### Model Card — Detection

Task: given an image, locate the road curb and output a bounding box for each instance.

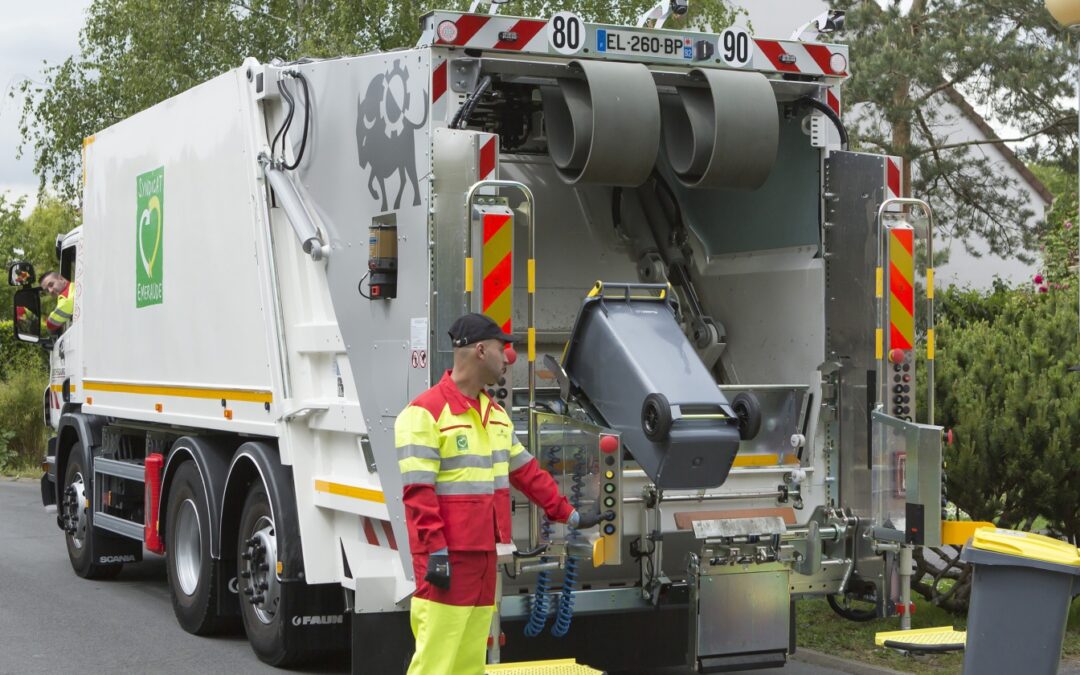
[793,649,909,675]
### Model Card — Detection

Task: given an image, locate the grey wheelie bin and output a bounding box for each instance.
[558,282,757,490]
[960,527,1080,675]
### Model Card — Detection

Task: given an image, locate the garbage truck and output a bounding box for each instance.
[11,4,945,672]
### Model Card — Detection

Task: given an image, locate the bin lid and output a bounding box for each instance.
[971,528,1080,567]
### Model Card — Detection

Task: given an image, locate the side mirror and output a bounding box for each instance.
[8,261,35,287]
[14,287,43,344]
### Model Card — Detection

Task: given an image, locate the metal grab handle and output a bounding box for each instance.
[876,198,935,424]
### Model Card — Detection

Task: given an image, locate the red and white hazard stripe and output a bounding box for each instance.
[435,15,548,52]
[754,39,848,78]
[478,135,498,180]
[360,516,398,550]
[886,156,902,200]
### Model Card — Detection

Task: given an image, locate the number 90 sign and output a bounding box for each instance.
[718,26,752,67]
[549,12,585,55]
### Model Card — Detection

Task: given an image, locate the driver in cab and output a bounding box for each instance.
[40,271,76,335]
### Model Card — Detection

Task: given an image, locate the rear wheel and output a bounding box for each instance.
[238,479,301,667]
[61,447,122,579]
[731,392,762,441]
[166,461,227,634]
[641,393,673,442]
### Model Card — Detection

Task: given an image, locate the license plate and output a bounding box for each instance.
[595,28,692,60]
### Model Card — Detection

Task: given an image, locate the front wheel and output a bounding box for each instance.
[61,447,122,579]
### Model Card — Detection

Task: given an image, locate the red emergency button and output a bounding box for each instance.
[503,344,517,365]
[888,348,906,364]
[599,435,619,454]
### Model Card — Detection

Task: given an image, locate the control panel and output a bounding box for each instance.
[532,412,622,565]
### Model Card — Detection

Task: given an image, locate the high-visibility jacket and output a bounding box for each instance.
[396,370,574,554]
[46,282,75,333]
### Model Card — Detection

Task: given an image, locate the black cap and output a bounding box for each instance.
[448,313,514,347]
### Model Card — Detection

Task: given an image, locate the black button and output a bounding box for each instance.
[498,377,506,386]
[605,456,615,466]
[894,385,903,394]
[496,388,508,399]
[902,364,910,372]
[894,375,901,383]
[894,364,902,372]
[487,388,496,397]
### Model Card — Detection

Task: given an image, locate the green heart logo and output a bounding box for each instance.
[138,195,162,277]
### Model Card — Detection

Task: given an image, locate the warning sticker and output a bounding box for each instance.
[410,318,428,351]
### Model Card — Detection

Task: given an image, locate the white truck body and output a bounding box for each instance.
[22,9,941,672]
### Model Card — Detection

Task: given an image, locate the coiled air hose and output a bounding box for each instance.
[524,445,560,637]
[551,448,586,638]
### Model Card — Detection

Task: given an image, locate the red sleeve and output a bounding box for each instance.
[402,484,447,553]
[509,457,575,523]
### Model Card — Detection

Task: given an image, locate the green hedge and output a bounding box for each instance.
[0,320,50,471]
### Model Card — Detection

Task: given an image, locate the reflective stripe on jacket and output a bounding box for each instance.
[395,370,574,554]
[46,282,76,333]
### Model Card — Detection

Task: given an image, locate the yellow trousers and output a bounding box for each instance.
[407,597,495,675]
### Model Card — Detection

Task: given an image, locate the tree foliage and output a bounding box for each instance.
[931,163,1080,542]
[17,0,740,204]
[831,0,1077,261]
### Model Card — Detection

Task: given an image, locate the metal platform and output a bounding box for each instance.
[875,626,966,653]
[486,658,604,674]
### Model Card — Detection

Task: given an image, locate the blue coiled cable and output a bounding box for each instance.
[524,445,560,637]
[551,448,585,637]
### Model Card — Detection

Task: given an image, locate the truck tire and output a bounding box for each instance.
[166,461,227,634]
[238,478,305,667]
[60,446,122,579]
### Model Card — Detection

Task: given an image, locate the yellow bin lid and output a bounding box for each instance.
[971,528,1080,567]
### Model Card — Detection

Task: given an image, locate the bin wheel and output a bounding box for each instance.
[641,393,672,442]
[732,392,762,441]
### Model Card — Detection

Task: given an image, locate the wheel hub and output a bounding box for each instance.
[174,498,202,596]
[240,516,280,624]
[61,472,87,549]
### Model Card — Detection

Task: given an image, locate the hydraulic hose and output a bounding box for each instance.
[800,95,849,150]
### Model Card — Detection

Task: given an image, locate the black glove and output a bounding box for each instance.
[573,509,603,529]
[425,553,451,589]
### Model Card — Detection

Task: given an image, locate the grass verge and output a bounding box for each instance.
[798,595,1080,674]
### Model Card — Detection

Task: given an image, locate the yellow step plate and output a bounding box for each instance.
[485,658,604,674]
[875,626,966,652]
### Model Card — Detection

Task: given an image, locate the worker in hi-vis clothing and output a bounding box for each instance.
[41,271,76,335]
[396,313,603,675]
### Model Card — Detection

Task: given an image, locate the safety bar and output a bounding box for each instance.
[875,198,935,424]
[464,179,536,406]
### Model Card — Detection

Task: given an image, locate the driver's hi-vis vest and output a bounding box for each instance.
[46,282,76,333]
[396,371,574,554]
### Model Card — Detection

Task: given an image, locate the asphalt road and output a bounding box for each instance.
[0,478,846,675]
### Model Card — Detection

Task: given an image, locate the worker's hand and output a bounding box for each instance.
[425,550,451,590]
[570,509,603,530]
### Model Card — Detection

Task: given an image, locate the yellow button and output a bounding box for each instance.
[604,471,614,479]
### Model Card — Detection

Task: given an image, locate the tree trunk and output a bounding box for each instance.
[893,0,925,199]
